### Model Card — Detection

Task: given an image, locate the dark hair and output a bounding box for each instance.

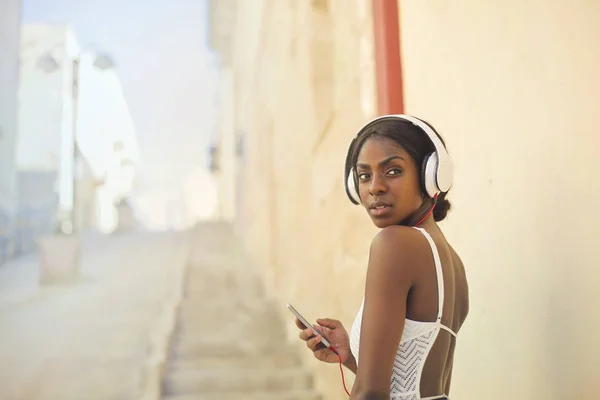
[344,118,452,222]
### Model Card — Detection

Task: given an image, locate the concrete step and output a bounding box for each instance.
[187,231,238,256]
[170,341,298,360]
[180,282,263,303]
[176,303,249,317]
[173,309,246,326]
[166,352,301,371]
[163,389,322,400]
[163,367,313,394]
[161,224,322,399]
[169,342,246,359]
[179,286,261,298]
[170,319,288,345]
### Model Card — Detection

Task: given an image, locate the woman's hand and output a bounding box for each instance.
[296,317,356,370]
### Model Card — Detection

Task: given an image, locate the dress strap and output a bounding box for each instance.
[412,227,445,322]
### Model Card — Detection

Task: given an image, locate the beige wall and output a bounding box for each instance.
[226,0,600,399]
[215,67,237,221]
[229,2,376,398]
[399,1,600,398]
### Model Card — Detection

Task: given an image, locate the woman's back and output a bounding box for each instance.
[408,227,469,397]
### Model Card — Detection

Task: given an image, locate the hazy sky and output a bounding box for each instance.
[22,0,221,198]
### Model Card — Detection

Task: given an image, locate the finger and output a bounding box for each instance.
[317,318,341,329]
[313,348,332,361]
[306,337,317,351]
[320,326,333,336]
[295,318,307,330]
[306,335,319,350]
[299,328,314,341]
[307,334,325,350]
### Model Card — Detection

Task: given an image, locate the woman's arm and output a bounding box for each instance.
[350,227,423,400]
[343,351,357,374]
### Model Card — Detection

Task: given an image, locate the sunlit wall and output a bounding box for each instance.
[399,1,600,398]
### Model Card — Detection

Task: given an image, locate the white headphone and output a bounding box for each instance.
[344,114,454,205]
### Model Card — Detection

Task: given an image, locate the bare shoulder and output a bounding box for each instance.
[368,226,433,279]
[371,226,432,257]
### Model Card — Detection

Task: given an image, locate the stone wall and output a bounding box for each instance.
[228,1,377,398]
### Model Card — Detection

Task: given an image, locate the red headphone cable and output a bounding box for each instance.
[414,193,438,227]
[329,345,352,397]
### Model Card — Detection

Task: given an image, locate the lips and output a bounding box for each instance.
[369,201,392,217]
[370,201,391,209]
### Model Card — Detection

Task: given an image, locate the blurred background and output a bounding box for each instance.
[1,1,599,399]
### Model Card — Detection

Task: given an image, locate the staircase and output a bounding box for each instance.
[161,222,322,400]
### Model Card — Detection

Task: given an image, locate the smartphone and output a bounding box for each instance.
[286,303,332,348]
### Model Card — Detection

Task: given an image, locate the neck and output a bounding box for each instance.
[416,215,437,230]
[403,197,435,227]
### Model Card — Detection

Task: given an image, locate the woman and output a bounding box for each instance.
[296,115,469,400]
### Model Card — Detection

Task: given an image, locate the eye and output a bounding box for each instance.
[357,172,370,181]
[387,168,402,176]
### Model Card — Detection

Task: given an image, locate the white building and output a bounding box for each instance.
[0,0,21,216]
[0,0,22,263]
[17,24,141,234]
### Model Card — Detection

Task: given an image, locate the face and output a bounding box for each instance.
[355,136,424,228]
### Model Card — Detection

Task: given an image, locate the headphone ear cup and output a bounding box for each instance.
[420,154,431,196]
[423,152,440,198]
[347,168,361,204]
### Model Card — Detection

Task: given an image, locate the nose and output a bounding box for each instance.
[369,174,387,196]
